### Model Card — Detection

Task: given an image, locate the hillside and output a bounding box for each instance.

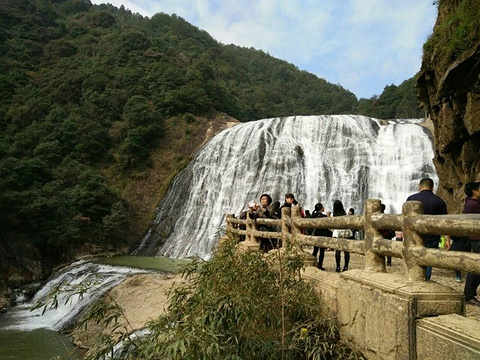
[0,0,421,295]
[358,77,424,119]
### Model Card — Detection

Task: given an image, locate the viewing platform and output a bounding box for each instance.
[226,199,480,360]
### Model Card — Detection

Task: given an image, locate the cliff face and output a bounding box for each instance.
[417,1,480,213]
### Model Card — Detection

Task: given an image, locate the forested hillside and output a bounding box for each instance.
[358,77,424,119]
[0,0,421,287]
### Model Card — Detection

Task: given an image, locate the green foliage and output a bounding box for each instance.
[423,0,480,73]
[70,237,360,360]
[356,77,423,119]
[128,237,359,360]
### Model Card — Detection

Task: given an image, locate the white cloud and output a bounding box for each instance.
[90,0,437,98]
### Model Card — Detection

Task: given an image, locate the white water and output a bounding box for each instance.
[2,261,146,331]
[135,115,437,260]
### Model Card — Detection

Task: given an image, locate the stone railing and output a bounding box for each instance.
[226,199,480,282]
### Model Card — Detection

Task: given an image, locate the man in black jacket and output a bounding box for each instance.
[406,178,449,280]
[311,203,332,270]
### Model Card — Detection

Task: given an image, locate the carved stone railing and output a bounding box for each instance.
[226,199,480,282]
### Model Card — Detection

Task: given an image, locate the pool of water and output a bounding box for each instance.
[0,255,188,359]
[0,328,83,360]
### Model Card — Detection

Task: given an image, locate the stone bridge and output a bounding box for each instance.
[226,199,480,360]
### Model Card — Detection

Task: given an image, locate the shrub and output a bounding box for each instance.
[81,235,361,360]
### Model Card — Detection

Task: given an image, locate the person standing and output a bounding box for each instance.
[311,203,332,270]
[380,203,395,267]
[256,193,278,252]
[406,178,450,281]
[332,200,351,272]
[279,193,305,217]
[463,182,480,306]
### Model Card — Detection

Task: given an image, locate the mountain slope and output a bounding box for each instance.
[0,0,421,293]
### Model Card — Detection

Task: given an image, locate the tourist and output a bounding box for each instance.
[380,203,395,266]
[332,200,352,272]
[347,208,357,240]
[279,193,305,217]
[256,193,278,252]
[463,182,480,306]
[304,210,313,235]
[272,201,281,219]
[406,178,450,280]
[311,203,332,271]
[256,193,276,219]
[450,233,470,282]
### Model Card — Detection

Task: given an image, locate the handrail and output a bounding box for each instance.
[412,214,480,237]
[370,214,402,230]
[226,199,480,282]
[301,235,365,254]
[293,214,364,230]
[255,218,281,226]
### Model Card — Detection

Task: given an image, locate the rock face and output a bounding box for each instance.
[0,239,43,310]
[71,273,185,349]
[417,2,480,213]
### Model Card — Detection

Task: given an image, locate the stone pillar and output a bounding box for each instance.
[246,212,256,243]
[281,207,291,249]
[239,212,260,252]
[290,205,315,265]
[221,214,235,246]
[226,214,235,231]
[290,205,301,248]
[402,201,425,282]
[364,199,385,272]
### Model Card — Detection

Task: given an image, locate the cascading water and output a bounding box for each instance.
[1,261,147,331]
[135,115,437,260]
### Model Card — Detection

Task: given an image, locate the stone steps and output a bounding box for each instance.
[417,314,480,360]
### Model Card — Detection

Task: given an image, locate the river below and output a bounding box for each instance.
[0,255,186,360]
[0,328,83,360]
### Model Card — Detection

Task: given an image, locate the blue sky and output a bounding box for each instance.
[91,0,438,99]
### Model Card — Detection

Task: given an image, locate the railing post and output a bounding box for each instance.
[402,201,425,282]
[281,207,291,249]
[364,199,386,272]
[226,214,235,231]
[221,214,235,247]
[290,206,301,251]
[246,212,256,243]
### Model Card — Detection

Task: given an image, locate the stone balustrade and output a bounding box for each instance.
[226,198,480,359]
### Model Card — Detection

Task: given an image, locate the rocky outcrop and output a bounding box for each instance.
[71,273,185,349]
[0,239,43,310]
[417,3,480,213]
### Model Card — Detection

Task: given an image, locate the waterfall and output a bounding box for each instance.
[1,261,147,331]
[134,115,437,259]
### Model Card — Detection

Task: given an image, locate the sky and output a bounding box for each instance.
[90,0,438,99]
